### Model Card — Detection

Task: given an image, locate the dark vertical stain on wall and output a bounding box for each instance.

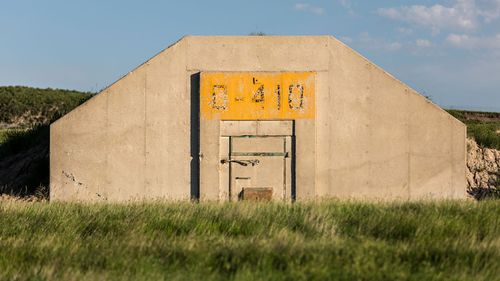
[291,121,297,201]
[190,73,200,201]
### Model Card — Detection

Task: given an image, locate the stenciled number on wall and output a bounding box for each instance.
[201,72,315,120]
[252,85,265,106]
[275,85,281,110]
[288,84,304,110]
[210,78,305,111]
[210,85,228,110]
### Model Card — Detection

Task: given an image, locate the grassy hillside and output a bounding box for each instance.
[0,200,498,281]
[0,86,91,197]
[0,86,91,128]
[448,110,500,150]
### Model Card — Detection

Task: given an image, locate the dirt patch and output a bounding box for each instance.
[462,111,500,122]
[0,194,45,203]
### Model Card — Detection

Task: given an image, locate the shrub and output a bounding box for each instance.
[0,86,92,127]
[447,110,500,150]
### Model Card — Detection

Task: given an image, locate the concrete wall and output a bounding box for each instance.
[51,39,190,201]
[316,37,466,200]
[50,36,466,202]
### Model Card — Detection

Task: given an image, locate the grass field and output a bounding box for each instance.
[0,200,498,281]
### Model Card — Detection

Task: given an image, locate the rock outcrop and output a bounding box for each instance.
[467,138,499,188]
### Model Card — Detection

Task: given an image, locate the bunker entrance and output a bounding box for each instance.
[219,121,293,201]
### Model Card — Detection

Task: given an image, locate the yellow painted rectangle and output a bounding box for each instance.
[200,72,315,120]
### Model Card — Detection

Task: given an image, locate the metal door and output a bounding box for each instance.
[229,136,290,200]
[219,121,293,201]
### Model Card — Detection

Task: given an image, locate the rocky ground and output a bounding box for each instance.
[467,138,499,188]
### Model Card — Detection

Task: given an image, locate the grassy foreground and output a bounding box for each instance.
[0,201,498,281]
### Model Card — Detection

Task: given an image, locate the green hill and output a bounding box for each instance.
[447,110,500,150]
[0,86,92,197]
[0,86,91,128]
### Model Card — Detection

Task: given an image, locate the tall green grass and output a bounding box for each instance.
[0,125,48,158]
[466,121,500,150]
[0,201,498,280]
[448,110,500,150]
[0,129,8,144]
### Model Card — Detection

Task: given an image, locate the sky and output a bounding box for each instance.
[1,0,499,111]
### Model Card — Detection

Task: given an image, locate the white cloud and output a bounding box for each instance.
[293,3,325,15]
[477,0,500,22]
[359,32,402,51]
[377,0,500,34]
[339,0,351,8]
[446,34,470,45]
[446,33,500,49]
[337,0,355,16]
[386,42,403,51]
[416,39,432,47]
[377,0,476,32]
[397,27,413,35]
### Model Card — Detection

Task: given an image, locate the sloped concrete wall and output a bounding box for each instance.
[51,36,466,202]
[51,40,190,201]
[316,37,466,200]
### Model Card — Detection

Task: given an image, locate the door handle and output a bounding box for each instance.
[220,159,260,166]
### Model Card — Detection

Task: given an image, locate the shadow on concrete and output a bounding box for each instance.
[291,122,297,201]
[190,73,200,201]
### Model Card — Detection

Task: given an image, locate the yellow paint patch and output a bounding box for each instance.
[200,72,315,120]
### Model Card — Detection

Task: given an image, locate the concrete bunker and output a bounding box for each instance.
[50,36,467,202]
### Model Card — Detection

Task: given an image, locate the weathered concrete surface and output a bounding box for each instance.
[50,36,467,202]
[51,39,189,201]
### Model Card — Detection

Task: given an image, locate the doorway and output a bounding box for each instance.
[219,121,293,201]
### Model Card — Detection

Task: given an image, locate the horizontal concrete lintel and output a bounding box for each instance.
[189,69,329,73]
[221,120,293,136]
[230,135,291,138]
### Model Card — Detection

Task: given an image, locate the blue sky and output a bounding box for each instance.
[1,0,499,111]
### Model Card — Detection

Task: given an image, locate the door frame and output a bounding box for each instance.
[218,120,294,201]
